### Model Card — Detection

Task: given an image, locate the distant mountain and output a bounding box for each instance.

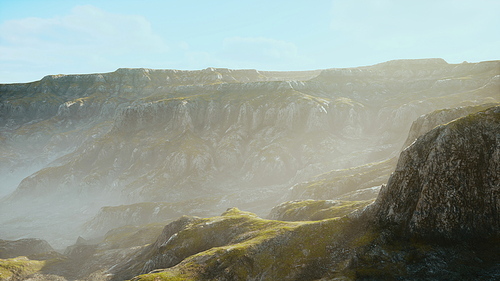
[0,59,498,248]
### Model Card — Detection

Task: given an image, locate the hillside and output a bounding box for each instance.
[0,59,498,248]
[113,106,500,280]
[0,97,497,279]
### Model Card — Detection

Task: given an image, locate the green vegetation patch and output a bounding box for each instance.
[131,208,368,280]
[0,257,45,280]
[270,199,373,221]
[292,158,397,200]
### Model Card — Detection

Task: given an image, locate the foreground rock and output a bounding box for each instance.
[402,102,499,149]
[372,106,500,241]
[110,208,360,281]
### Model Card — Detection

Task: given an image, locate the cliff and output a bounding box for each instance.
[0,105,497,280]
[372,106,500,241]
[402,102,499,149]
[117,106,500,280]
[0,59,498,248]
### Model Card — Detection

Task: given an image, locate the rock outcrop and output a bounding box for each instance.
[1,59,498,248]
[109,208,359,281]
[402,102,499,149]
[118,106,500,280]
[0,106,497,280]
[372,106,500,240]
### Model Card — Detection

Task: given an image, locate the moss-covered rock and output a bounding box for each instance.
[0,257,45,281]
[268,199,373,221]
[287,157,398,201]
[122,208,365,281]
[372,106,500,241]
[402,102,499,149]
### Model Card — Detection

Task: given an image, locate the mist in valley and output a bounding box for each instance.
[1,60,498,250]
[1,1,499,280]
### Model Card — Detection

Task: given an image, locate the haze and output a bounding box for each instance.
[0,1,499,279]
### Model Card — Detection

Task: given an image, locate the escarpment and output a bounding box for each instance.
[1,59,499,249]
[372,106,500,240]
[402,102,499,149]
[116,106,500,281]
[0,92,498,279]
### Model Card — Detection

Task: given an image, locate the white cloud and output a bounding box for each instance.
[0,5,168,79]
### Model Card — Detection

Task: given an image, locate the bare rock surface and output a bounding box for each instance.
[372,106,500,240]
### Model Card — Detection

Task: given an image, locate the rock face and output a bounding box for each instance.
[120,106,500,280]
[402,102,499,149]
[373,106,500,240]
[0,106,497,280]
[1,59,498,248]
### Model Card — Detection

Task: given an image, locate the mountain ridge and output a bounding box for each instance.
[0,59,498,248]
[0,106,498,279]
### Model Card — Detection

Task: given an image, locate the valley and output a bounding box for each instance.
[0,59,498,280]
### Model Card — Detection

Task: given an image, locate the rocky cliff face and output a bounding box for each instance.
[0,105,498,280]
[402,102,499,149]
[0,59,498,248]
[372,106,500,241]
[115,106,500,280]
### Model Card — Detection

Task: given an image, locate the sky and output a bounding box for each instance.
[0,0,499,83]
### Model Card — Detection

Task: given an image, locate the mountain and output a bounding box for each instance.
[0,59,498,248]
[0,105,497,279]
[111,106,500,280]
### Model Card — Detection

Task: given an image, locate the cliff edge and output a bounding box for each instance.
[373,106,500,241]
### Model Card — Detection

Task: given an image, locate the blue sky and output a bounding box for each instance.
[0,0,499,83]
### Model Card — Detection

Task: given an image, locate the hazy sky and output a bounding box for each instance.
[0,0,499,83]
